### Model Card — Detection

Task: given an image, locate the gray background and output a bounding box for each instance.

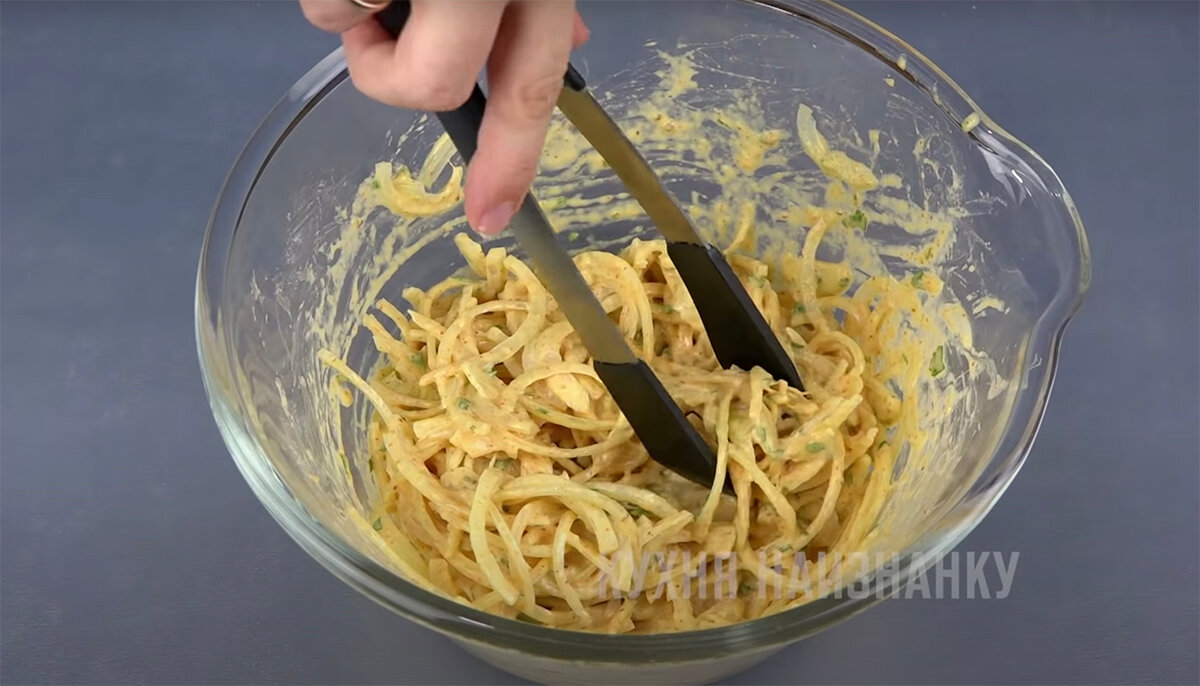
[2,0,1197,683]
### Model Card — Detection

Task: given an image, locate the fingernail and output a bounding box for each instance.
[478,201,515,236]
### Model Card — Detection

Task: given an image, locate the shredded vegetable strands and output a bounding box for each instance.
[322,228,920,633]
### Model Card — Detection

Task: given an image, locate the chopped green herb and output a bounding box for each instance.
[487,367,498,377]
[567,231,580,241]
[536,406,550,415]
[659,303,676,314]
[792,303,806,314]
[739,582,757,595]
[456,397,471,411]
[410,351,426,367]
[624,503,652,519]
[372,517,384,531]
[844,209,868,230]
[929,345,946,377]
[515,613,542,625]
[910,270,925,288]
[778,543,794,553]
[806,442,825,454]
[494,457,514,471]
[370,178,381,190]
[367,457,374,471]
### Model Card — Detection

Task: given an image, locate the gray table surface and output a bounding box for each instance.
[2,1,1198,684]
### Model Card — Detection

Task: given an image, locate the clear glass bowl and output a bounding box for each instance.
[196,1,1090,683]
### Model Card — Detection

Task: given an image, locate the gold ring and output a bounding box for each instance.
[348,0,389,10]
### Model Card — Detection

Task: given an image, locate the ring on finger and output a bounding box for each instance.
[348,0,389,11]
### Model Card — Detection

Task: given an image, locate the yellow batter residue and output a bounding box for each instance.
[795,105,878,191]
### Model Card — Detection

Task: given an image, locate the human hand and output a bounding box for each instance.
[299,0,589,235]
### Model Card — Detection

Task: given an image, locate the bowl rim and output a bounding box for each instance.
[196,0,1090,661]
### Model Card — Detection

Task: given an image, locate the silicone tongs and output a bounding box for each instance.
[376,2,803,491]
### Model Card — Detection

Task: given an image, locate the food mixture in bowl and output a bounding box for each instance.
[316,47,996,635]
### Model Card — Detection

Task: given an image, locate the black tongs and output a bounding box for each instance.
[376,3,802,491]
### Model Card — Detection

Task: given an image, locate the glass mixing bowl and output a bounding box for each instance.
[197,1,1090,683]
